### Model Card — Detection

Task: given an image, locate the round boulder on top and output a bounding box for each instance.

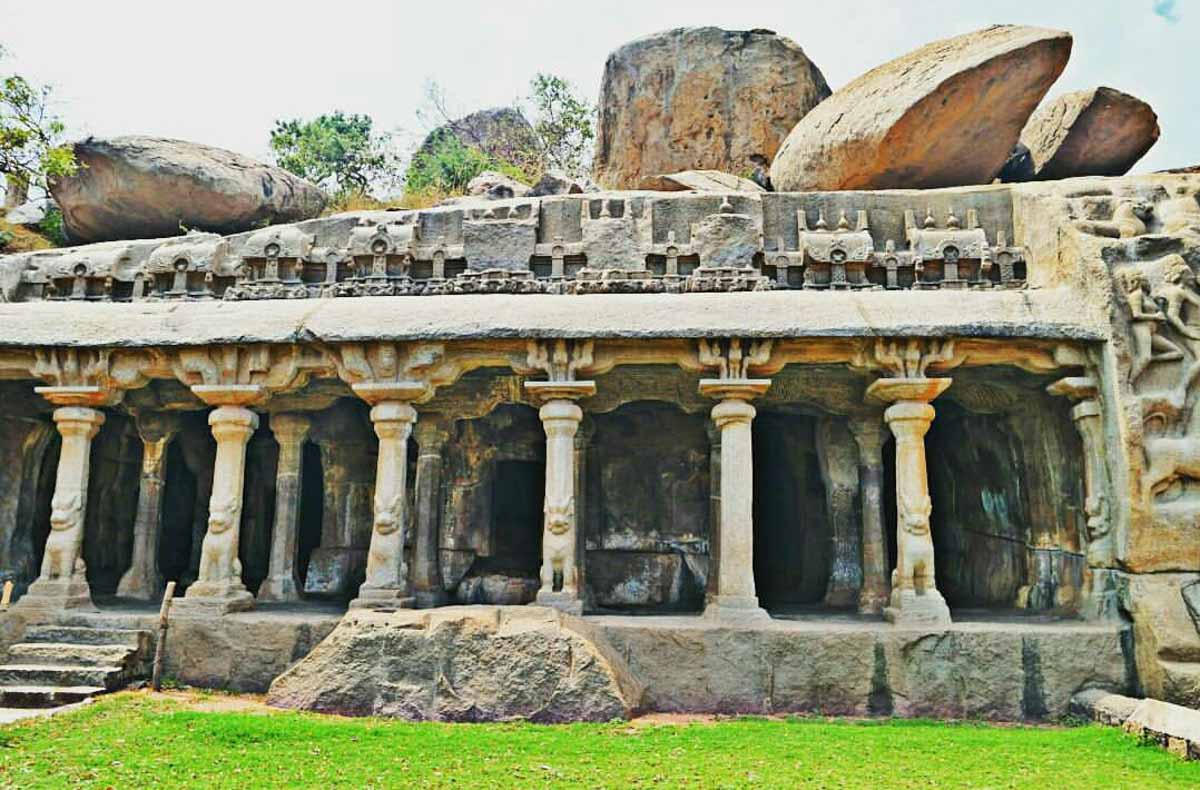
[770,25,1073,191]
[49,136,327,244]
[593,27,830,190]
[417,107,538,164]
[1001,87,1160,181]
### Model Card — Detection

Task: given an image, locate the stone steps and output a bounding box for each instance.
[0,663,128,690]
[0,622,154,709]
[0,684,107,709]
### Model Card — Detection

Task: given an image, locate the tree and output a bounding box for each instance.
[0,45,78,208]
[269,112,399,201]
[527,73,594,178]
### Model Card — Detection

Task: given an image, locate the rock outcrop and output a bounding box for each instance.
[466,170,531,200]
[1003,87,1159,181]
[594,27,830,190]
[639,170,765,193]
[418,107,537,164]
[770,25,1072,191]
[49,136,326,243]
[266,606,643,721]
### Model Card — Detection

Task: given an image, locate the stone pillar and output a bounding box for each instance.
[18,403,107,612]
[817,417,863,608]
[258,413,311,602]
[849,414,890,615]
[699,378,770,622]
[705,421,721,601]
[525,381,596,615]
[116,413,178,601]
[866,377,952,627]
[1047,376,1116,619]
[178,390,261,615]
[412,416,449,608]
[353,400,418,609]
[573,417,593,608]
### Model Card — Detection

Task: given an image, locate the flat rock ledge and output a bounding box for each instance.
[265,606,644,722]
[1072,690,1200,760]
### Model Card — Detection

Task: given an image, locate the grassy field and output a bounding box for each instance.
[0,692,1196,788]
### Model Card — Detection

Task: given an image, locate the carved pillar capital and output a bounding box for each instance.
[270,412,312,447]
[848,412,888,461]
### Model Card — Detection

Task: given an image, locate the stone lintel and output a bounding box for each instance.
[866,376,951,405]
[1046,375,1099,402]
[191,384,266,407]
[698,378,771,401]
[33,385,121,408]
[351,380,432,405]
[524,380,597,403]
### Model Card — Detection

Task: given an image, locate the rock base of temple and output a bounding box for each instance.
[348,587,415,611]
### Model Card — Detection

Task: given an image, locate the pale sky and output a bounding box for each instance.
[1,0,1195,173]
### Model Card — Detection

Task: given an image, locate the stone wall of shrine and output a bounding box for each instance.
[0,173,1198,707]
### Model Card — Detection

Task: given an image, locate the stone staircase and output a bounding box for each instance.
[0,625,152,708]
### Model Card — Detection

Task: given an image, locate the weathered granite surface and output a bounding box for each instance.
[770,25,1072,191]
[266,606,644,721]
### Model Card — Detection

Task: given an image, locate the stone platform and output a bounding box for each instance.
[1,603,1131,719]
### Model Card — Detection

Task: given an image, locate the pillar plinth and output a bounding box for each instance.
[352,400,418,610]
[258,413,311,603]
[526,381,595,615]
[867,377,951,627]
[699,378,770,623]
[412,417,450,608]
[116,414,178,601]
[177,403,259,615]
[18,405,106,614]
[849,414,890,615]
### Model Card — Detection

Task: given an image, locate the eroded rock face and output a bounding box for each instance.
[49,136,326,243]
[594,27,830,189]
[266,606,643,721]
[770,25,1072,191]
[1009,87,1159,181]
[638,170,765,193]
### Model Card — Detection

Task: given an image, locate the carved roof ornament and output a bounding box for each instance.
[141,233,233,301]
[171,344,309,406]
[328,341,454,405]
[797,208,874,289]
[31,347,146,406]
[696,337,773,400]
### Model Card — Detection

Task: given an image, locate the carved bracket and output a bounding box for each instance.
[696,338,774,381]
[31,347,148,406]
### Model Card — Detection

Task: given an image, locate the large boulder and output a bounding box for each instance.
[266,606,644,721]
[418,107,538,165]
[770,25,1072,191]
[1003,87,1159,181]
[593,27,830,190]
[49,136,326,243]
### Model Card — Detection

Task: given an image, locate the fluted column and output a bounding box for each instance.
[353,400,417,609]
[258,413,311,602]
[177,390,261,615]
[18,402,107,613]
[526,381,595,614]
[867,377,952,627]
[849,414,890,615]
[699,379,770,622]
[412,416,450,608]
[116,413,179,601]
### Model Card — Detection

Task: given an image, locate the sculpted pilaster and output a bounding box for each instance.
[258,413,311,602]
[522,339,596,615]
[696,338,773,622]
[329,342,451,610]
[116,412,180,601]
[864,338,955,627]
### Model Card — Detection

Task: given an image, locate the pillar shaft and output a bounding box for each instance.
[817,418,863,608]
[182,405,257,612]
[850,415,890,615]
[883,400,951,626]
[535,399,584,612]
[412,417,449,608]
[353,400,417,608]
[258,413,310,602]
[20,406,105,611]
[116,415,177,600]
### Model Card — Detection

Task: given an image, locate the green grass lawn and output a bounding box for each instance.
[0,693,1197,789]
